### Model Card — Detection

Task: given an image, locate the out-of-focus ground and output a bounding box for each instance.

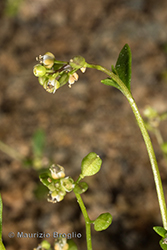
[0,0,167,249]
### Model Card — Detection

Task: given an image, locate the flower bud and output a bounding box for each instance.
[68,72,79,86]
[61,177,75,192]
[41,52,55,69]
[69,56,86,69]
[80,67,86,73]
[33,64,46,77]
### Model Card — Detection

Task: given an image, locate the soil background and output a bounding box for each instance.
[0,0,167,250]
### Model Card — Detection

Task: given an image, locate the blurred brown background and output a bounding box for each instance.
[0,0,167,249]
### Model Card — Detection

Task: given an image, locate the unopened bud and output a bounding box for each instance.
[33,64,46,77]
[39,52,55,69]
[61,177,75,192]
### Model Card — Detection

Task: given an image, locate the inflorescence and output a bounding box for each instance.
[33,52,86,93]
[39,164,75,203]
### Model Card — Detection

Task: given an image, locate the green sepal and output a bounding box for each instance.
[101,78,122,92]
[94,213,112,231]
[73,182,88,194]
[53,63,65,71]
[58,72,69,87]
[153,226,167,238]
[114,43,132,92]
[38,76,48,86]
[39,171,52,187]
[67,239,78,250]
[48,182,57,191]
[81,152,102,177]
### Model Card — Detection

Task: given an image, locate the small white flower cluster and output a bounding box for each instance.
[33,52,86,94]
[40,164,75,203]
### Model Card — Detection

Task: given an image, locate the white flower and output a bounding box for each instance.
[38,52,55,69]
[44,79,60,94]
[49,164,65,179]
[80,67,86,73]
[68,72,79,87]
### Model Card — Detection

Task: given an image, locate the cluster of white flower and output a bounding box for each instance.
[40,164,74,203]
[33,52,86,94]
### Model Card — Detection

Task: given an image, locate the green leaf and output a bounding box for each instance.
[94,213,112,231]
[115,44,132,91]
[81,152,102,177]
[153,226,167,237]
[101,78,122,92]
[0,195,2,240]
[73,182,88,194]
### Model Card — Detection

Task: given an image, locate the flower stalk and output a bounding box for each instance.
[73,191,92,250]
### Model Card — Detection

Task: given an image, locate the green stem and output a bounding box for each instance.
[86,63,167,229]
[74,191,92,250]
